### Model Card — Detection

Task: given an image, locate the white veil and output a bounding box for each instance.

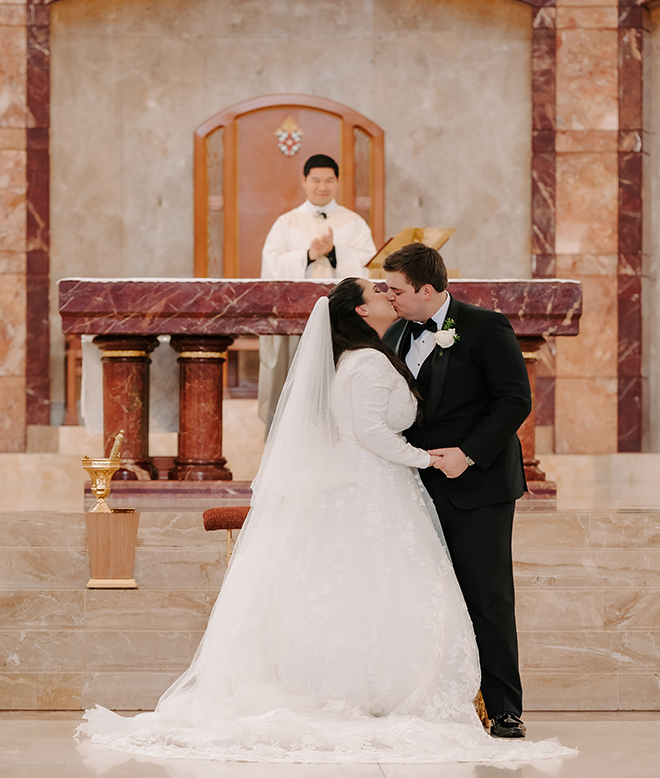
[248,295,337,512]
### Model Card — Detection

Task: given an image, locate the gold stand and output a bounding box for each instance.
[82,431,139,589]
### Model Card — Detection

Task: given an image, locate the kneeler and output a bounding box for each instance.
[203,505,490,731]
[203,506,249,560]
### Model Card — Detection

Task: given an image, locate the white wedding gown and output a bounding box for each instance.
[79,344,574,764]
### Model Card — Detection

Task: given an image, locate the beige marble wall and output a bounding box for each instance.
[0,1,27,452]
[48,0,532,403]
[553,1,620,454]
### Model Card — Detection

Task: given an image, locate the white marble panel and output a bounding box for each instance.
[80,670,179,711]
[516,589,604,630]
[0,672,81,710]
[514,549,660,588]
[605,591,660,630]
[0,512,85,548]
[132,548,226,589]
[0,631,84,671]
[84,589,215,630]
[136,511,219,548]
[522,671,618,711]
[0,548,88,588]
[82,630,203,671]
[618,673,660,710]
[0,454,86,512]
[518,631,618,672]
[0,590,85,628]
[513,511,590,549]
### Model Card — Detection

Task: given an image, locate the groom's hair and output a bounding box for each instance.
[382,243,448,293]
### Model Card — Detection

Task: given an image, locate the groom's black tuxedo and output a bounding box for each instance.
[383,295,531,719]
[383,296,530,508]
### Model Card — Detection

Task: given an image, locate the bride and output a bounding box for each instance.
[79,278,574,764]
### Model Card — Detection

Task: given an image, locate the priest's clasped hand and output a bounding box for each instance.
[429,447,470,478]
[309,228,334,260]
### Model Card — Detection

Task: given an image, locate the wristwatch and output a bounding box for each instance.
[465,455,475,467]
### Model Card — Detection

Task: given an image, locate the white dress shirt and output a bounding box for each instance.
[405,293,452,378]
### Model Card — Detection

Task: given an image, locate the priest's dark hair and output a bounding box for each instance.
[303,154,339,178]
[382,243,448,293]
[327,278,423,418]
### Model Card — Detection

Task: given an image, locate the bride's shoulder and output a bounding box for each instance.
[338,348,393,376]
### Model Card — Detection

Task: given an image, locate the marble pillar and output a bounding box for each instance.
[532,0,647,454]
[518,336,555,496]
[0,2,27,452]
[169,335,234,482]
[25,0,51,426]
[93,335,159,481]
[0,0,51,453]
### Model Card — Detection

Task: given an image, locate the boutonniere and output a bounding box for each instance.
[433,318,460,352]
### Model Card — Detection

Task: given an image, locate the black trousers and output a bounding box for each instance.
[420,472,523,717]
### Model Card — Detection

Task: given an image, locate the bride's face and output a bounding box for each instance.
[355,279,398,335]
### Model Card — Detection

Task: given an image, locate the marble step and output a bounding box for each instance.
[1,508,659,710]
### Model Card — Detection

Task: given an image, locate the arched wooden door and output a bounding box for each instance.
[194,94,384,278]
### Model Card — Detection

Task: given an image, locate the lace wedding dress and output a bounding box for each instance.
[79,300,574,764]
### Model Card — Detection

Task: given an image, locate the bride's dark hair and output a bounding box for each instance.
[327,277,423,413]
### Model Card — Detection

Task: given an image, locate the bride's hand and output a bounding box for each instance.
[429,455,443,469]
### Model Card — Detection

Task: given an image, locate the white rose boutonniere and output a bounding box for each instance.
[433,318,460,353]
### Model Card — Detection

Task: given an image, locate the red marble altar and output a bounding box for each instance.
[59,278,582,489]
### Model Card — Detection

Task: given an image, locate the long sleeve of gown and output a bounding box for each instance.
[261,217,307,279]
[348,351,431,469]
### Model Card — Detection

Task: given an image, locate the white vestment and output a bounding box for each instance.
[258,199,376,429]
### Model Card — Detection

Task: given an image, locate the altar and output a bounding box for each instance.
[59,277,583,499]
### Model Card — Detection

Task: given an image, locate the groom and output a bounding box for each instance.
[382,243,531,738]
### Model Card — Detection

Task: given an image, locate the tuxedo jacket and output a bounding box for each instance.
[383,297,532,511]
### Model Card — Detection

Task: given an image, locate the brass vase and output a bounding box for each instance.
[82,430,139,588]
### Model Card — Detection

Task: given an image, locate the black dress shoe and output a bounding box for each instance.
[490,712,526,738]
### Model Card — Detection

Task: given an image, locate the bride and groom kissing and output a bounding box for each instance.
[80,244,574,764]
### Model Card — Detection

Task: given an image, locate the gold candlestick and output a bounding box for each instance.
[82,429,124,513]
[82,429,139,588]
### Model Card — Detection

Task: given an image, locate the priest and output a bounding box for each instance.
[259,154,376,430]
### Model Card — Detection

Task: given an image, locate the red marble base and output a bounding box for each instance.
[168,460,233,481]
[84,479,253,512]
[525,480,557,499]
[111,458,160,481]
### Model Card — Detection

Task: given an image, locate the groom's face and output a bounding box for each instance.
[385,271,428,321]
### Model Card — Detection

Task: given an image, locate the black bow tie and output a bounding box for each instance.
[408,319,438,339]
[316,211,327,219]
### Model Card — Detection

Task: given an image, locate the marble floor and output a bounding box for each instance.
[1,712,659,778]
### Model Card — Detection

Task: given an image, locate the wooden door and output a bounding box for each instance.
[194,94,384,278]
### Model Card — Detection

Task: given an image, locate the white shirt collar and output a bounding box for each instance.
[414,292,451,327]
[302,199,339,215]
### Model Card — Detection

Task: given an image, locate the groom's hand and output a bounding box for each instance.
[429,447,469,479]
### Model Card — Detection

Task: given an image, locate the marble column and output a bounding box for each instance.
[25,0,51,426]
[0,2,28,452]
[169,335,234,481]
[617,1,644,451]
[93,335,159,481]
[0,1,51,452]
[518,336,555,496]
[532,0,647,454]
[552,0,620,454]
